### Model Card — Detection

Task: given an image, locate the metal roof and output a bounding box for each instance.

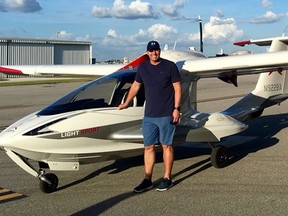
[0,37,92,45]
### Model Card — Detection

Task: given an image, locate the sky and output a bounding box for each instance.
[0,0,288,61]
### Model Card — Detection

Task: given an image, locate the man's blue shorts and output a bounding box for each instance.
[142,116,176,146]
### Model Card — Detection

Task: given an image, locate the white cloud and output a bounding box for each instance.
[92,0,158,19]
[91,6,111,18]
[56,31,72,40]
[215,10,224,18]
[204,16,244,44]
[210,16,234,25]
[160,0,186,17]
[101,24,177,46]
[261,0,272,8]
[2,0,42,13]
[250,11,282,24]
[183,15,244,45]
[76,35,91,42]
[112,0,158,19]
[107,29,118,38]
[148,24,178,39]
[96,23,178,60]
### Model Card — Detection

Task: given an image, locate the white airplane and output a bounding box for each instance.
[0,36,288,194]
[0,63,125,77]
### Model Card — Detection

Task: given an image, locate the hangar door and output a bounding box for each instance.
[54,44,90,65]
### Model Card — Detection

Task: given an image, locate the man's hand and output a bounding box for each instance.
[117,103,127,110]
[172,109,180,123]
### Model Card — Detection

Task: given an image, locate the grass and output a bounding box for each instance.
[0,76,98,87]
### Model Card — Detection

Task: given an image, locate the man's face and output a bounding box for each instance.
[147,49,161,62]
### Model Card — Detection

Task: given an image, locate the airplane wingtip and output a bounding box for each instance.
[0,66,24,75]
[233,40,251,47]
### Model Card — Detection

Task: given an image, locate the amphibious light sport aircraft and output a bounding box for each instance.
[1,36,288,193]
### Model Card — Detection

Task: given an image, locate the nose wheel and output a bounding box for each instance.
[39,173,59,193]
[210,144,231,168]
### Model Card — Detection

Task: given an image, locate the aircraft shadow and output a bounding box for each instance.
[60,113,288,215]
[227,112,288,165]
[56,148,211,192]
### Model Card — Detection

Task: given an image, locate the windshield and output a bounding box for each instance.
[38,71,140,115]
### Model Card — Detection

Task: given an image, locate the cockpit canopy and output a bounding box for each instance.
[37,71,145,115]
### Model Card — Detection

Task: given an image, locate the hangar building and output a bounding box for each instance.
[0,37,92,65]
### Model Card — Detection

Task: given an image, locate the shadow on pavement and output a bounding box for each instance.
[65,113,288,215]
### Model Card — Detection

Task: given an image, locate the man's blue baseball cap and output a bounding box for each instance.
[147,41,160,51]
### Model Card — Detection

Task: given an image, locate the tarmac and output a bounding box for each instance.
[0,76,288,215]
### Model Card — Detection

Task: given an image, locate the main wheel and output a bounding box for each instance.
[39,173,59,193]
[211,146,230,168]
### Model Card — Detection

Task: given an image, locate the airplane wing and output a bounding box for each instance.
[0,54,149,77]
[180,50,288,78]
[234,36,288,47]
[0,64,124,76]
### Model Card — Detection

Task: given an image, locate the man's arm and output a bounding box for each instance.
[172,81,181,123]
[118,80,142,109]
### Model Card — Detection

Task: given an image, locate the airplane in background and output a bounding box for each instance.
[0,36,288,194]
[0,62,126,77]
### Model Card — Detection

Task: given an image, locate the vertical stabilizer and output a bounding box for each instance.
[252,38,288,100]
[223,37,288,121]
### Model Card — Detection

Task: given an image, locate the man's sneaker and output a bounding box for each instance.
[133,179,153,193]
[156,178,173,192]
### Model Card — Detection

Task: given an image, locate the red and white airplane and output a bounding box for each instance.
[0,36,288,193]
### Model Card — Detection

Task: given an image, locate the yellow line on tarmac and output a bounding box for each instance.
[0,187,26,203]
[0,188,10,193]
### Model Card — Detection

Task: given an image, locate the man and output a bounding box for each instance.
[118,40,181,192]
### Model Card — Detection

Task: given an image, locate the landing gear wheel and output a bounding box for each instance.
[211,146,230,168]
[39,173,59,193]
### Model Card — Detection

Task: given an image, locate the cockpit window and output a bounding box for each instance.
[37,71,139,115]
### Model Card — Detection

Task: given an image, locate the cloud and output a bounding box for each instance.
[250,11,282,24]
[1,0,42,13]
[107,29,118,38]
[75,35,91,42]
[56,31,72,40]
[209,16,235,25]
[91,6,111,18]
[101,24,177,46]
[160,0,186,17]
[92,0,158,20]
[93,23,178,60]
[183,15,244,45]
[148,24,178,39]
[112,0,158,19]
[94,16,244,60]
[204,16,244,44]
[261,0,272,8]
[215,10,224,18]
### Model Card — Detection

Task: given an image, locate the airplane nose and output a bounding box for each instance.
[0,131,12,150]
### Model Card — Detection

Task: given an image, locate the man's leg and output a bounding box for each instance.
[133,145,155,193]
[162,144,174,179]
[144,145,156,180]
[155,144,174,191]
